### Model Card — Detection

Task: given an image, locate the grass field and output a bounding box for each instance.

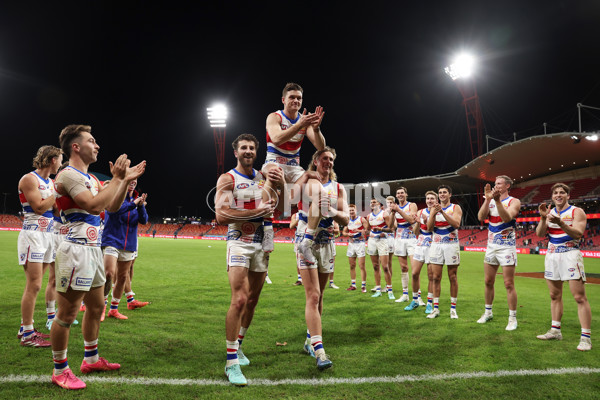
[1,231,599,399]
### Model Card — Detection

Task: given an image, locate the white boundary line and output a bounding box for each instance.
[1,367,599,387]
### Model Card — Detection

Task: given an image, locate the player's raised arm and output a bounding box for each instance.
[442,204,462,229]
[535,203,549,237]
[305,106,326,151]
[266,109,319,147]
[478,183,493,222]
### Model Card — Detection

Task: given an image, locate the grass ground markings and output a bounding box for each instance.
[0,231,598,398]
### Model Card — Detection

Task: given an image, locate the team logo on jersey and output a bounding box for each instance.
[227,230,241,240]
[38,218,49,229]
[276,156,287,164]
[86,227,98,241]
[60,226,69,235]
[241,222,256,235]
[60,277,69,288]
[568,268,576,272]
[85,181,92,189]
[237,183,249,190]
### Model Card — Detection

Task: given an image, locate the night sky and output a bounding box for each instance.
[2,1,599,220]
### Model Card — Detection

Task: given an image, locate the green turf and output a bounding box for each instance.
[1,231,598,399]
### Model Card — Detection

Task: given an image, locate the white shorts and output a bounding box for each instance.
[387,236,395,254]
[262,162,305,184]
[226,240,268,273]
[544,250,586,281]
[51,233,66,262]
[297,241,335,274]
[18,229,54,265]
[347,241,366,258]
[367,237,389,256]
[413,244,431,264]
[484,243,517,266]
[394,237,416,257]
[429,242,460,266]
[103,246,136,262]
[55,242,106,292]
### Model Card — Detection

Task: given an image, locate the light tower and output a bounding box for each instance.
[444,54,484,159]
[207,104,228,178]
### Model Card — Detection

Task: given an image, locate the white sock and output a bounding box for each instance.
[401,272,409,293]
[226,340,239,367]
[83,339,99,364]
[310,335,325,357]
[53,349,69,374]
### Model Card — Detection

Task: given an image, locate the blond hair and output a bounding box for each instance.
[32,145,62,169]
[308,146,337,181]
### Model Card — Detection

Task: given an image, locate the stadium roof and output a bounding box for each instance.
[348,132,600,200]
[458,132,600,184]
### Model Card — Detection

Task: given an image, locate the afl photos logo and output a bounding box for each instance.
[86,227,98,241]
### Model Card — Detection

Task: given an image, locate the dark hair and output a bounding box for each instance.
[232,133,259,151]
[396,186,408,195]
[282,82,303,98]
[32,145,62,169]
[438,184,452,195]
[59,125,91,157]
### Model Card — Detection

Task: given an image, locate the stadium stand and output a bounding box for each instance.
[0,214,23,228]
[207,225,228,235]
[152,223,180,235]
[275,227,295,239]
[510,177,600,205]
[138,223,152,234]
[178,224,212,237]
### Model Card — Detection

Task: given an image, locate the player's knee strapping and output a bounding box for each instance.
[54,317,72,328]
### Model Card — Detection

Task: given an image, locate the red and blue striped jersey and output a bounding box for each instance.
[487,196,516,246]
[225,168,266,244]
[433,204,458,244]
[547,205,581,253]
[416,208,432,246]
[347,216,366,242]
[395,202,416,239]
[369,210,388,239]
[55,166,103,246]
[265,110,306,166]
[19,171,55,232]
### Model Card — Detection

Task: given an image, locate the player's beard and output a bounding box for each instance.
[240,154,255,168]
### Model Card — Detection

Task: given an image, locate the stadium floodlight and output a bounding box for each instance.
[444,53,475,81]
[207,104,228,178]
[207,104,228,128]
